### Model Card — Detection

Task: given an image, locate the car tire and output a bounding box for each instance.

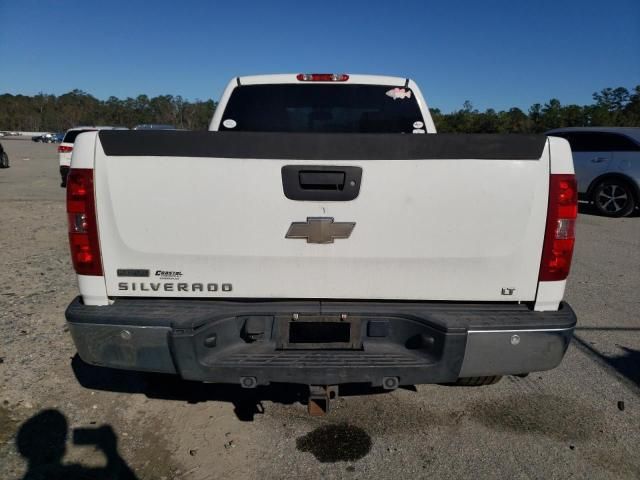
[0,152,9,169]
[449,376,502,386]
[592,179,636,217]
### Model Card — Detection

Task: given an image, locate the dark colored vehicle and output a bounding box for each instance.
[0,142,9,168]
[31,133,59,143]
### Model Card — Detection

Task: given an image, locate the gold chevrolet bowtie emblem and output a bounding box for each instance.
[285,217,356,244]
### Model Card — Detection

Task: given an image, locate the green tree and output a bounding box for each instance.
[499,108,529,133]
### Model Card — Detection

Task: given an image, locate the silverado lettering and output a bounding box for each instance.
[118,282,231,292]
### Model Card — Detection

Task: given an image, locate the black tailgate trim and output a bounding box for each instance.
[98,131,547,160]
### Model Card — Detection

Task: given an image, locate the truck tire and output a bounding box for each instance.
[452,376,502,386]
[0,152,9,169]
[592,179,636,217]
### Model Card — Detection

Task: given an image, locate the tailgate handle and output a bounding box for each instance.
[299,171,345,190]
[282,165,362,201]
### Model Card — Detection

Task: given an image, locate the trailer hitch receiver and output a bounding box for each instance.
[308,385,339,416]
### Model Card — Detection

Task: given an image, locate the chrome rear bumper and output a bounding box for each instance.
[459,327,573,377]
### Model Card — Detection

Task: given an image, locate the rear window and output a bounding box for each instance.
[556,132,640,152]
[62,129,97,144]
[219,84,425,133]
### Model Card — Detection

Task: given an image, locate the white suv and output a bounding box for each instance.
[547,127,640,217]
[59,126,126,187]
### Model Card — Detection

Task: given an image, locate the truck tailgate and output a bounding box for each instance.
[93,131,549,302]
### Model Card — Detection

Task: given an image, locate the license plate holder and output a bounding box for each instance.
[275,315,362,349]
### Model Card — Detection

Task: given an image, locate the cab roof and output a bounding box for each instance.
[237,73,410,87]
[547,127,640,144]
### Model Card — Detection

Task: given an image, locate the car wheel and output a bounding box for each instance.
[593,179,636,217]
[0,152,9,168]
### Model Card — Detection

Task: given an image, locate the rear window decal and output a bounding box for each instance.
[223,119,237,129]
[413,121,424,129]
[385,88,412,100]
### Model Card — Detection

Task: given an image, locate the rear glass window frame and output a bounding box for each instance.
[219,84,425,134]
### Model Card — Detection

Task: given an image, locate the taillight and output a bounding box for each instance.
[296,73,349,82]
[66,169,102,276]
[58,145,73,153]
[539,174,577,281]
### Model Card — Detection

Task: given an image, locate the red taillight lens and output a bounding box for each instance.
[66,169,102,276]
[539,174,578,281]
[58,145,73,153]
[296,73,349,82]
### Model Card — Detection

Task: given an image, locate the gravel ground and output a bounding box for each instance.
[0,138,639,480]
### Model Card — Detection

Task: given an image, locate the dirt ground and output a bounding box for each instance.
[1,137,639,480]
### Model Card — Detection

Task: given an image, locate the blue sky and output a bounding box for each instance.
[1,0,638,112]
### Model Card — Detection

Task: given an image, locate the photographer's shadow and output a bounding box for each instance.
[16,409,137,480]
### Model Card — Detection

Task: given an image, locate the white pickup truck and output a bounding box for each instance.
[65,74,577,411]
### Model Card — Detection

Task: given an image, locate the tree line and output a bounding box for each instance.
[0,90,215,132]
[0,86,638,133]
[432,86,639,133]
